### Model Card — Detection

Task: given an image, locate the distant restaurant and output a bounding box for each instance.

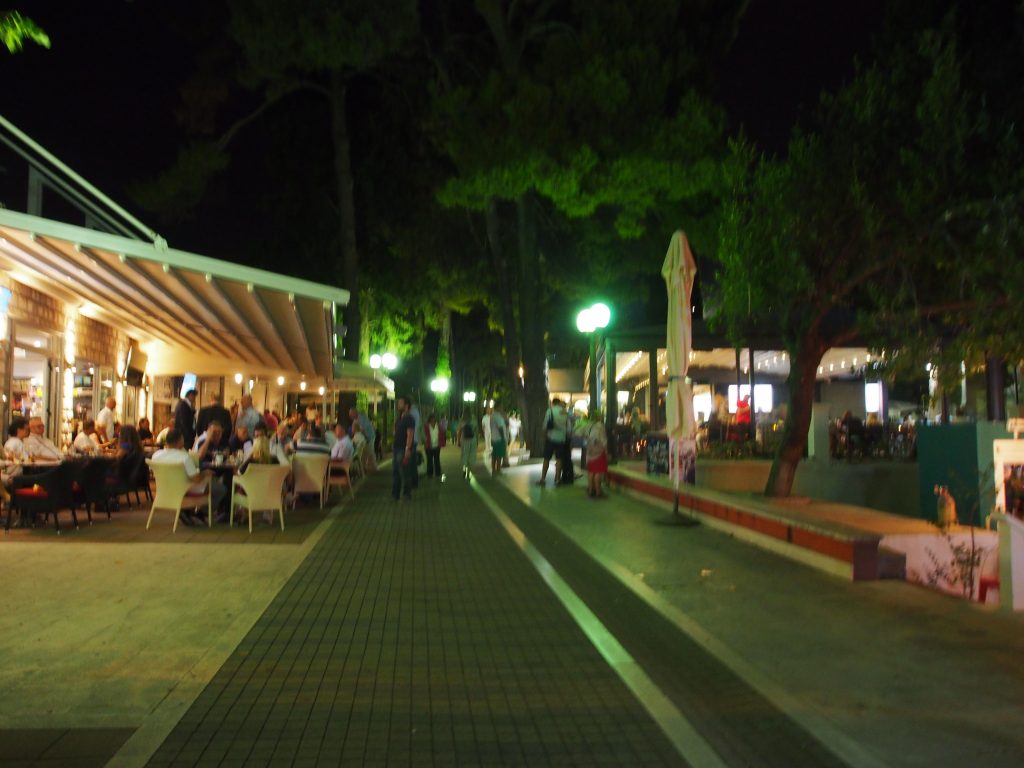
[0,207,388,446]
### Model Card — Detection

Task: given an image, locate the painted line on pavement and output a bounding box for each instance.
[472,476,727,768]
[107,496,349,768]
[572,542,888,768]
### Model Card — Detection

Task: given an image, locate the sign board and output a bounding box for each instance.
[646,433,669,475]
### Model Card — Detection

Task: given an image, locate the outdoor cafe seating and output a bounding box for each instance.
[146,460,213,532]
[229,463,292,533]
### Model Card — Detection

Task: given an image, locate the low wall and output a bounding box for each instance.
[696,459,920,518]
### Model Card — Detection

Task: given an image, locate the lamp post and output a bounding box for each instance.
[371,352,399,448]
[576,302,611,415]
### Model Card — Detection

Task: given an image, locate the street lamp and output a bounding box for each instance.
[370,352,399,448]
[463,391,477,402]
[577,302,611,414]
[430,377,449,394]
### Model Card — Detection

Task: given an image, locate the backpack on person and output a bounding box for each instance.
[462,422,475,439]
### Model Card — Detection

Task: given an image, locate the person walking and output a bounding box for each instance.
[489,405,508,476]
[392,397,416,501]
[537,398,568,486]
[409,400,423,489]
[424,413,445,479]
[585,409,609,498]
[458,411,477,479]
[481,406,492,461]
[348,406,377,472]
[174,389,198,453]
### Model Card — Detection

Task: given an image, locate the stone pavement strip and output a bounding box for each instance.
[143,466,684,767]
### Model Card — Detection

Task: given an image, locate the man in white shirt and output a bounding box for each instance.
[330,423,354,462]
[235,394,262,437]
[95,397,118,444]
[151,428,226,523]
[73,419,101,456]
[25,417,63,460]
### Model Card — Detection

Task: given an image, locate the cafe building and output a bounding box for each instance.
[0,207,352,446]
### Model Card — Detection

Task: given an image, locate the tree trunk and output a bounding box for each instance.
[329,73,361,362]
[516,192,548,456]
[765,334,827,497]
[485,199,528,430]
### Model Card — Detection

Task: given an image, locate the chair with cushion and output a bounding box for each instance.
[71,456,116,521]
[328,458,355,502]
[107,451,146,509]
[291,453,330,509]
[146,460,212,532]
[7,461,77,533]
[230,463,292,533]
[349,441,366,483]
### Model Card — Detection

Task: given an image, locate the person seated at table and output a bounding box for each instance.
[4,417,30,461]
[237,434,279,475]
[269,421,293,465]
[154,416,175,448]
[25,416,63,461]
[73,419,101,456]
[331,422,354,463]
[195,421,228,462]
[228,425,253,457]
[137,417,155,446]
[151,428,226,525]
[114,425,144,466]
[295,424,331,455]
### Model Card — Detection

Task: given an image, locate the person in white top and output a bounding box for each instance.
[330,423,354,462]
[73,419,101,456]
[4,417,30,461]
[25,416,63,460]
[150,428,227,523]
[95,397,118,444]
[481,406,492,457]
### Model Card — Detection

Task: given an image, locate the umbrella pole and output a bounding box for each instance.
[658,440,699,527]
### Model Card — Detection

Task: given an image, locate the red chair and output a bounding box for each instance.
[7,462,78,533]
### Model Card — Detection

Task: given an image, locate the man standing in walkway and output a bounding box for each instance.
[537,398,568,486]
[174,389,198,453]
[196,392,232,437]
[392,397,415,501]
[96,396,118,444]
[348,406,377,471]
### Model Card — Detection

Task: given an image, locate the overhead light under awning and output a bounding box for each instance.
[0,209,349,379]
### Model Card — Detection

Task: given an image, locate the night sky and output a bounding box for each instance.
[2,0,886,260]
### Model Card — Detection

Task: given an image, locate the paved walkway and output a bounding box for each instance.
[4,447,1023,766]
[144,463,684,767]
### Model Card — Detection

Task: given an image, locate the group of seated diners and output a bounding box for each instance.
[1,400,374,529]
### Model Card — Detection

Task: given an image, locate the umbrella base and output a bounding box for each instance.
[655,494,700,527]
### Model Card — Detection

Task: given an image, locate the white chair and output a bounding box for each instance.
[230,463,292,533]
[328,459,355,502]
[291,453,330,509]
[146,460,212,532]
[349,441,366,483]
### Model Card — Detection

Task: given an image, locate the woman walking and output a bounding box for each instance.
[585,410,609,498]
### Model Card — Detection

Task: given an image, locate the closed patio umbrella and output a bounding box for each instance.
[661,231,698,519]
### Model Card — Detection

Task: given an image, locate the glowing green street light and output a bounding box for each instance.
[577,302,612,414]
[430,377,449,394]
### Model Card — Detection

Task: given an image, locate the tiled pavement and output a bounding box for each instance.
[145,466,686,767]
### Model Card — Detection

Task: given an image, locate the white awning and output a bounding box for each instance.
[0,209,348,381]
